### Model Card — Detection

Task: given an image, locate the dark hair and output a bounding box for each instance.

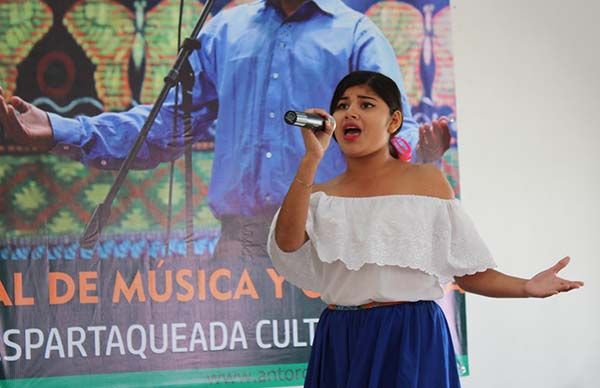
[329,71,405,158]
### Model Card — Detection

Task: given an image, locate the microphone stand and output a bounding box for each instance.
[79,0,215,249]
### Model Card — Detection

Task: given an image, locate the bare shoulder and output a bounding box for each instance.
[311,176,341,195]
[311,183,326,194]
[409,164,455,200]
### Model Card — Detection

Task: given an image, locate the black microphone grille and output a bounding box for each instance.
[284,111,298,125]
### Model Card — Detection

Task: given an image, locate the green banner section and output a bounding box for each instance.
[0,358,470,388]
[456,354,470,376]
[0,363,308,388]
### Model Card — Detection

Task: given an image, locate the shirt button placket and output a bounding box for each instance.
[265,25,287,141]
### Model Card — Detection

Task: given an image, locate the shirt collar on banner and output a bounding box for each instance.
[309,0,342,15]
[262,0,341,17]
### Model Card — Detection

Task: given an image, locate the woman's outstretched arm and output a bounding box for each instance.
[455,256,584,298]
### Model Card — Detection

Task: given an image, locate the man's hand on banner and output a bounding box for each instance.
[0,86,54,151]
[416,117,452,163]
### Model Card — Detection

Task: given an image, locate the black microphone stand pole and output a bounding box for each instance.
[80,0,215,249]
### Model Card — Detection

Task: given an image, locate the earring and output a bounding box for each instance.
[390,137,412,162]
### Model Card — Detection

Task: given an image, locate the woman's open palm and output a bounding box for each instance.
[524,256,584,297]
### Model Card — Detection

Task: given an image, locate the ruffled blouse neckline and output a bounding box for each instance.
[311,191,457,202]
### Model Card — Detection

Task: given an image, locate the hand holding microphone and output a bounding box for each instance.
[284,110,336,132]
[284,109,335,161]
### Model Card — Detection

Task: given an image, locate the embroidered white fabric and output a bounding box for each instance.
[267,192,496,305]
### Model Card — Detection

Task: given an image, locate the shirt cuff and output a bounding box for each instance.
[48,113,83,146]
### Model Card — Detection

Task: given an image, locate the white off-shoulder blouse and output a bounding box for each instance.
[267,192,496,306]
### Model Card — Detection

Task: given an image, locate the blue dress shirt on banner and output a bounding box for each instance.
[49,0,418,218]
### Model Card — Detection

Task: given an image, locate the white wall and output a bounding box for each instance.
[452,0,600,387]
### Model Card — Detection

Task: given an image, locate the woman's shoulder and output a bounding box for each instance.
[311,175,343,195]
[402,163,455,200]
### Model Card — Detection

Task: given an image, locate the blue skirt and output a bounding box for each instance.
[305,301,461,388]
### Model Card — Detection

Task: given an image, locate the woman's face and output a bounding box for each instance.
[332,84,401,158]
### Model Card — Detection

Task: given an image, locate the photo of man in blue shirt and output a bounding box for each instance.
[1,0,448,241]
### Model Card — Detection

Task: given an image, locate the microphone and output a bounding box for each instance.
[284,111,336,132]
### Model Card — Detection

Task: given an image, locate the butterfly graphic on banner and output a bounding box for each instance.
[367,1,455,112]
[0,1,53,99]
[367,1,460,196]
[63,0,207,111]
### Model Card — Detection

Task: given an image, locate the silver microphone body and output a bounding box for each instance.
[284,111,335,132]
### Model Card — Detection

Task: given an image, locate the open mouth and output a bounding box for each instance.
[343,127,361,141]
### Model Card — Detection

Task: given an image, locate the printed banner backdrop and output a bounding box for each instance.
[0,0,466,386]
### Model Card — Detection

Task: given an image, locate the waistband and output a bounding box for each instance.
[327,301,409,310]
